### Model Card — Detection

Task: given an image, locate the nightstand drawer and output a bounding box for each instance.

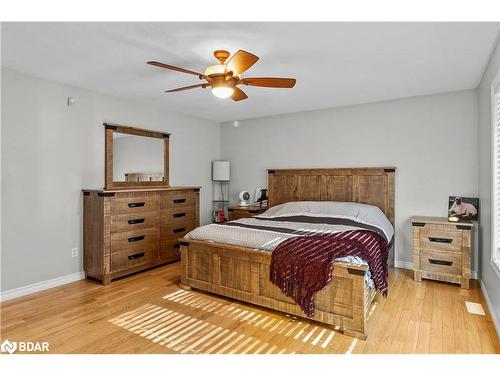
[420,250,462,275]
[228,206,267,221]
[420,229,462,253]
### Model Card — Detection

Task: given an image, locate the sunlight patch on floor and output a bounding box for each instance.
[368,301,378,319]
[346,338,358,354]
[311,328,327,345]
[110,289,343,353]
[110,303,292,354]
[321,331,336,348]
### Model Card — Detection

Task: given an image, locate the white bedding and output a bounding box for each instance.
[258,201,394,241]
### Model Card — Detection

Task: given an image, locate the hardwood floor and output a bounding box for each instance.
[1,263,499,354]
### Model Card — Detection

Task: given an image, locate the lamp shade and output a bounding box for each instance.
[212,161,230,181]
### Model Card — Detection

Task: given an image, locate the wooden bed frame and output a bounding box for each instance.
[180,167,396,339]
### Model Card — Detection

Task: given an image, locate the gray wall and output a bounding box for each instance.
[478,37,500,332]
[1,69,220,292]
[221,90,479,269]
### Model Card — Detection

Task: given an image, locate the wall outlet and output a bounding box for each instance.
[71,248,79,257]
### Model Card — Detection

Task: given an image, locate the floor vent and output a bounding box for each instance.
[465,301,486,316]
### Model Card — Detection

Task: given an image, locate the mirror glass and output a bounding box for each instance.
[112,132,164,182]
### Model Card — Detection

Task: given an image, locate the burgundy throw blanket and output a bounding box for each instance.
[270,230,390,317]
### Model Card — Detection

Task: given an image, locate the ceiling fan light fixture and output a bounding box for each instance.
[204,64,225,76]
[212,86,234,99]
[149,49,296,102]
[204,64,241,79]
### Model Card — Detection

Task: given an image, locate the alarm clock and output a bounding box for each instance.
[239,191,251,206]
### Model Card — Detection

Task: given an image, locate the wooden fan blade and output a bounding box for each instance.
[165,83,207,93]
[225,50,259,76]
[231,87,248,101]
[147,61,210,81]
[239,77,296,88]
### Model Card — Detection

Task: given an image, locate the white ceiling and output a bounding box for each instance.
[2,22,499,123]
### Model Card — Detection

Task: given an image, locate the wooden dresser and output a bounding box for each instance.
[412,216,472,289]
[83,187,199,284]
[228,205,267,221]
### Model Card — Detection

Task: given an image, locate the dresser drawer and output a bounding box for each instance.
[161,207,197,226]
[111,247,160,273]
[161,223,197,240]
[111,211,160,233]
[110,194,160,215]
[161,190,197,209]
[161,239,181,261]
[110,227,159,253]
[420,229,462,253]
[420,250,462,275]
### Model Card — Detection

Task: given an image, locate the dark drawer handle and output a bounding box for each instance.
[128,235,145,242]
[128,252,145,261]
[173,227,186,233]
[173,199,186,204]
[128,202,145,208]
[428,237,452,244]
[173,213,186,218]
[128,218,145,225]
[174,243,181,249]
[429,259,453,266]
[249,210,260,213]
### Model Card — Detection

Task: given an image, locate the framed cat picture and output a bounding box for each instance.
[448,196,479,222]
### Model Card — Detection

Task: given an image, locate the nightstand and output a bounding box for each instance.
[228,205,267,221]
[412,216,472,289]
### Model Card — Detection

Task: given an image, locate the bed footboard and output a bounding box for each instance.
[180,239,376,339]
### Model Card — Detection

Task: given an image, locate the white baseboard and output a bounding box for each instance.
[0,272,86,302]
[394,260,478,279]
[480,279,500,340]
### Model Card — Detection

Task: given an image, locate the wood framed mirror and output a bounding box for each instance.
[104,123,170,190]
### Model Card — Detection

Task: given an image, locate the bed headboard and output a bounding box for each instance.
[267,167,396,225]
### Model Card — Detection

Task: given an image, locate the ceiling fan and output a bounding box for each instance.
[147,50,296,101]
